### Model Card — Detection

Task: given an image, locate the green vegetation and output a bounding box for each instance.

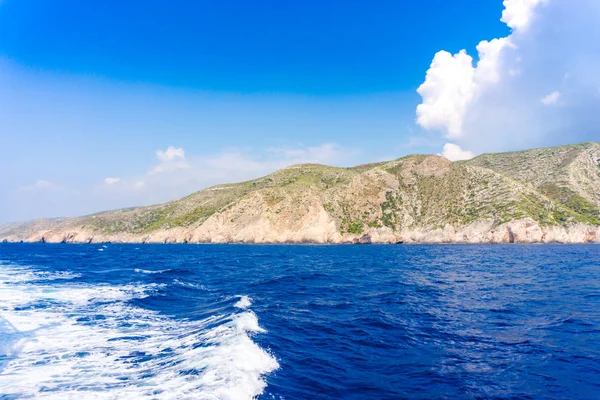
[539,184,600,224]
[4,142,599,242]
[88,204,220,234]
[381,191,402,230]
[346,220,364,234]
[466,142,600,226]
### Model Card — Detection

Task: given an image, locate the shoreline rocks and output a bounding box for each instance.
[1,218,597,244]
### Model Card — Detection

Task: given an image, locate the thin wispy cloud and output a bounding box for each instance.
[104,177,121,185]
[94,143,360,208]
[541,91,560,106]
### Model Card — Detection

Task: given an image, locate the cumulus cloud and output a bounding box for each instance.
[440,143,475,161]
[501,0,545,30]
[104,177,120,185]
[541,91,560,105]
[416,50,475,138]
[151,146,190,174]
[416,0,600,154]
[415,37,513,140]
[156,146,185,162]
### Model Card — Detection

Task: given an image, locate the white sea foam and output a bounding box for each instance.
[173,279,211,291]
[134,268,170,274]
[0,264,81,283]
[234,295,252,309]
[0,264,278,399]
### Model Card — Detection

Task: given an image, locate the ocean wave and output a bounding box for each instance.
[0,264,278,399]
[234,295,252,309]
[134,268,171,274]
[0,264,81,283]
[172,279,212,291]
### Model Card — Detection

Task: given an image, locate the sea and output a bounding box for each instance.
[0,243,599,399]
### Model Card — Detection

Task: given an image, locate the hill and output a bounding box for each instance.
[1,142,599,244]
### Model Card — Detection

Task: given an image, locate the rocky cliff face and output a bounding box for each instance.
[2,143,599,244]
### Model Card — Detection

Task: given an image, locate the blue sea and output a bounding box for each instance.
[0,244,599,399]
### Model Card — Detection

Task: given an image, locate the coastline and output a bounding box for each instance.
[2,218,597,245]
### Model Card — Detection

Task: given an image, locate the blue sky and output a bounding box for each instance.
[1,0,598,223]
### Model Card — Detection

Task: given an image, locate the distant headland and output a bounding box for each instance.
[1,142,599,244]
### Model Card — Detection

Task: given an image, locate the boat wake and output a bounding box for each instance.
[0,262,278,399]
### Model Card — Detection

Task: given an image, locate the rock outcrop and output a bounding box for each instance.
[1,142,599,244]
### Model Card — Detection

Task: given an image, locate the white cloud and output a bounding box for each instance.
[156,146,185,162]
[95,143,358,209]
[200,143,357,184]
[416,39,518,140]
[18,180,60,192]
[541,90,560,105]
[416,50,475,138]
[416,37,514,139]
[416,0,600,153]
[501,0,545,31]
[475,38,510,84]
[104,177,120,185]
[151,146,190,174]
[266,143,354,164]
[440,143,475,161]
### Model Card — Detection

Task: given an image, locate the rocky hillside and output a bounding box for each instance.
[1,142,599,244]
[464,142,600,225]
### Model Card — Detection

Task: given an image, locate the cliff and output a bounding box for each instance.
[2,142,599,244]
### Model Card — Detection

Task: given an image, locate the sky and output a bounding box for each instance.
[1,0,599,223]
